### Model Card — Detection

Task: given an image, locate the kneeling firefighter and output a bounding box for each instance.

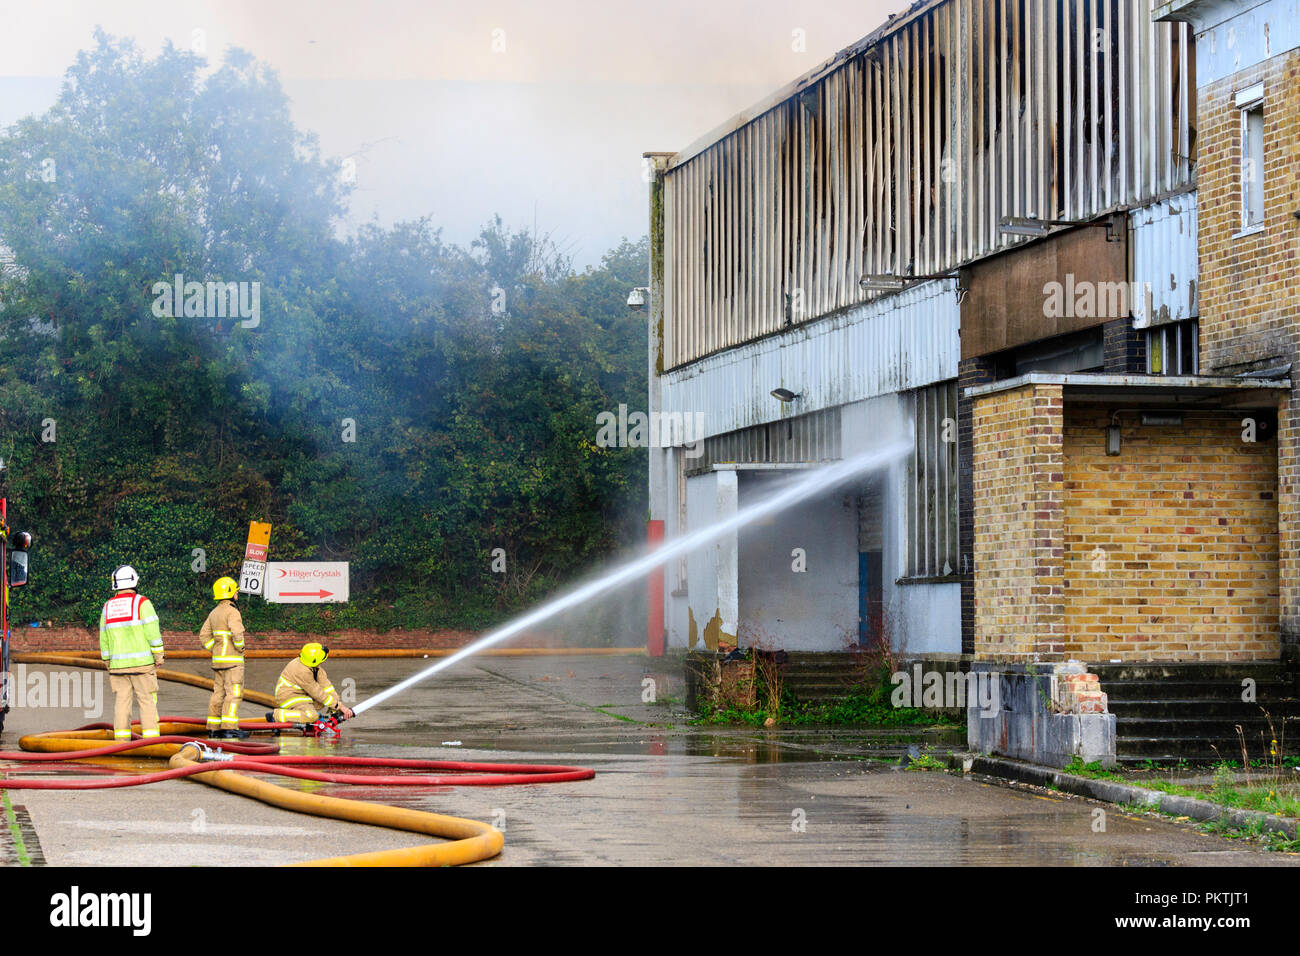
[199,576,248,739]
[268,642,354,727]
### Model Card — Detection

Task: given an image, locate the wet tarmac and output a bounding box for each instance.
[2,655,1297,866]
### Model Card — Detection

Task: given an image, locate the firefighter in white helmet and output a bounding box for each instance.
[267,642,353,726]
[98,565,165,740]
[199,576,248,738]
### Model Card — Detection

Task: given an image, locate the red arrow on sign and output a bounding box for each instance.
[280,590,333,598]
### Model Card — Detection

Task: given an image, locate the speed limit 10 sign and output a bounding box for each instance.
[239,521,272,596]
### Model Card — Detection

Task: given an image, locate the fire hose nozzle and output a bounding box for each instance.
[184,741,235,762]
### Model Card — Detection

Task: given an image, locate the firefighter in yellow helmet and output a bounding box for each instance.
[199,576,248,738]
[98,565,165,740]
[267,643,354,726]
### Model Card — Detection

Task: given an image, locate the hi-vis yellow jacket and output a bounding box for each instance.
[198,600,245,669]
[98,591,164,671]
[274,659,340,712]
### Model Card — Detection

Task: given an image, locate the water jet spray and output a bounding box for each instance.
[351,438,912,717]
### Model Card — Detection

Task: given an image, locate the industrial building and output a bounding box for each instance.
[645,0,1299,761]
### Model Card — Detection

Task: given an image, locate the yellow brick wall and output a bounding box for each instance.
[975,389,1279,663]
[973,383,1065,662]
[1197,50,1300,656]
[1062,405,1278,662]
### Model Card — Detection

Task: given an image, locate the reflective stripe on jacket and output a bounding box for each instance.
[199,600,246,668]
[98,591,164,671]
[273,659,339,711]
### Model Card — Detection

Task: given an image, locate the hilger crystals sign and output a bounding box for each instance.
[264,562,349,603]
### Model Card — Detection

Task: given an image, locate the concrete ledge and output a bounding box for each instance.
[965,753,1299,839]
[968,665,1117,767]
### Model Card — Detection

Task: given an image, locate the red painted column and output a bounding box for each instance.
[647,519,665,657]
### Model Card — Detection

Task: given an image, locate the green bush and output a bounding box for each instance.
[0,34,648,637]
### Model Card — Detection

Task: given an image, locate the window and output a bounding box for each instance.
[1237,85,1265,230]
[1013,329,1105,376]
[905,381,958,579]
[1146,320,1198,376]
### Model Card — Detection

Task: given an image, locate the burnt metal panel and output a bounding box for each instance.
[961,223,1129,358]
[661,0,1197,370]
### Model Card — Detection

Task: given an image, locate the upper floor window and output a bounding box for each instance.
[1237,84,1265,231]
[1147,319,1198,376]
[905,381,958,581]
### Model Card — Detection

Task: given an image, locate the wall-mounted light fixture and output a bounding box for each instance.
[770,388,800,403]
[626,287,649,310]
[1106,423,1122,456]
[859,272,965,303]
[1107,408,1191,455]
[859,275,909,293]
[1140,412,1184,426]
[998,215,1123,242]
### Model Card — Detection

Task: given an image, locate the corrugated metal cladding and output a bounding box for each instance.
[907,381,959,578]
[663,0,1196,369]
[685,408,842,477]
[1189,0,1299,86]
[661,279,959,442]
[1130,191,1198,330]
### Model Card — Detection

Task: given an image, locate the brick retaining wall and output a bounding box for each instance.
[6,627,598,653]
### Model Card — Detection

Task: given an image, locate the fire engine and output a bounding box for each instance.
[0,489,33,736]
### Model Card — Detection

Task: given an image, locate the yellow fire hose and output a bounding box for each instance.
[167,743,503,867]
[13,653,279,707]
[8,661,507,866]
[17,647,642,660]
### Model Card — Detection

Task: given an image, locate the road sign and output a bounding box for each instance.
[239,521,272,596]
[265,562,349,603]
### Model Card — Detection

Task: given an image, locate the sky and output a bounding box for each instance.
[0,0,906,267]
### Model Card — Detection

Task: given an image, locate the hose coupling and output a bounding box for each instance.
[189,741,236,762]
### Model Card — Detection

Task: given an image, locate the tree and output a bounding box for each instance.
[0,32,649,635]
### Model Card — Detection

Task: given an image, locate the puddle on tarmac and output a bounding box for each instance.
[345,721,966,765]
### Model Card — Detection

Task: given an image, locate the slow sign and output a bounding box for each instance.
[239,521,272,596]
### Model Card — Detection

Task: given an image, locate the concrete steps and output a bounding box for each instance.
[779,653,874,702]
[1091,662,1300,764]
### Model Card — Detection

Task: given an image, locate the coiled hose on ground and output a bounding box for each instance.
[0,657,596,866]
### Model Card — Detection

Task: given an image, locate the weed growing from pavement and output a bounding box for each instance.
[594,706,637,723]
[1128,716,1300,820]
[691,690,956,727]
[1197,815,1300,852]
[691,658,959,728]
[1064,757,1123,781]
[1111,780,1300,852]
[1140,779,1200,799]
[905,749,949,772]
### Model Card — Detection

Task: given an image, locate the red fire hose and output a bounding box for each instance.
[0,724,594,790]
[0,662,594,865]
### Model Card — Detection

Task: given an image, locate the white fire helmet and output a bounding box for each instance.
[111,565,139,590]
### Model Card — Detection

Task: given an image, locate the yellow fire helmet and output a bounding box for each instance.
[212,576,239,601]
[299,642,329,668]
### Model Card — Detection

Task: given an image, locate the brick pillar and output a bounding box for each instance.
[1280,391,1300,665]
[971,383,1066,662]
[958,355,998,655]
[1103,318,1146,373]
